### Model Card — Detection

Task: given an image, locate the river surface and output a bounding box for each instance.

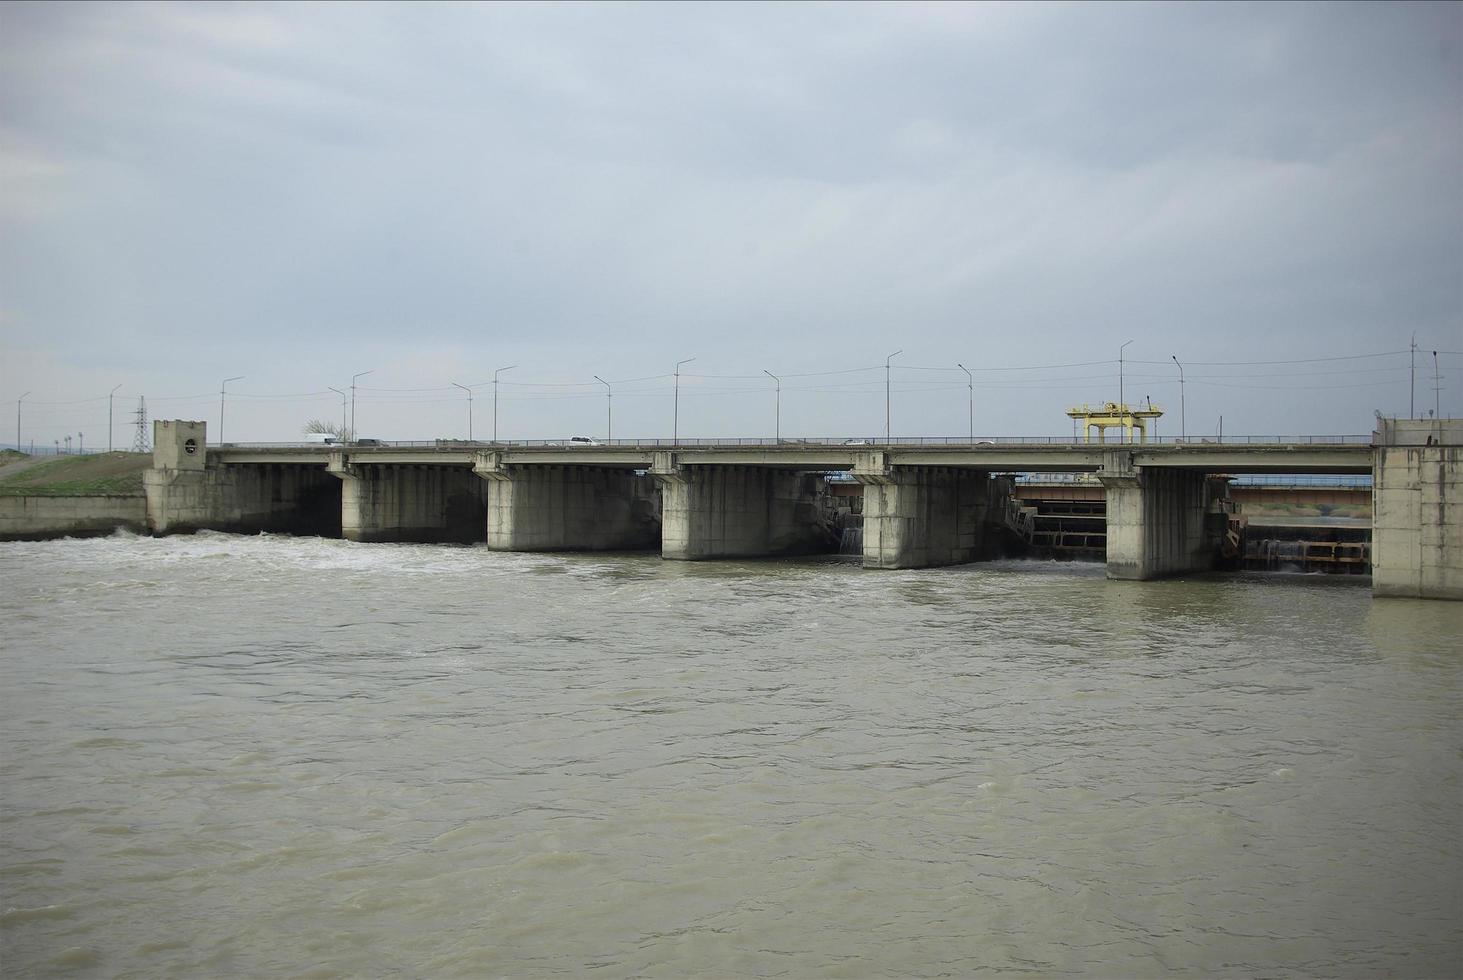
[2,533,1460,978]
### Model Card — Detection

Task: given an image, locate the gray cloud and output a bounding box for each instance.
[2,1,1459,444]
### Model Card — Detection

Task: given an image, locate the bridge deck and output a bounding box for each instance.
[209,441,1375,475]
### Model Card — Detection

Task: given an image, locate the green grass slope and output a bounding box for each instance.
[0,453,151,496]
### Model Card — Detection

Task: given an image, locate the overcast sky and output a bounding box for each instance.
[2,1,1460,447]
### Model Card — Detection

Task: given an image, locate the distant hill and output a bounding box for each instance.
[0,452,151,496]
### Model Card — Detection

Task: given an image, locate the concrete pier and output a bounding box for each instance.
[853,453,996,569]
[476,453,660,551]
[1098,453,1213,581]
[653,454,832,560]
[1372,419,1461,600]
[328,455,486,543]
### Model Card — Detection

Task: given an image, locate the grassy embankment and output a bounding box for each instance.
[0,453,151,496]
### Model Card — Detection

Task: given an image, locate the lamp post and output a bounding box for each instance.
[1118,340,1133,444]
[594,376,612,442]
[17,391,29,453]
[1433,353,1445,421]
[108,384,122,453]
[885,349,902,442]
[351,370,373,442]
[957,362,973,442]
[493,365,517,443]
[452,382,473,441]
[764,370,780,442]
[328,387,346,439]
[674,357,695,443]
[219,375,244,445]
[1171,355,1185,443]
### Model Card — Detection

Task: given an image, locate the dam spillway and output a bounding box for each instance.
[137,419,1461,599]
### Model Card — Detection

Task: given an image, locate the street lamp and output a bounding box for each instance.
[1433,351,1445,421]
[957,362,973,442]
[351,370,373,441]
[452,382,473,441]
[1118,340,1133,444]
[17,391,29,453]
[494,365,517,443]
[108,384,122,453]
[885,349,902,443]
[219,376,244,445]
[764,369,780,443]
[1171,355,1185,443]
[674,357,695,443]
[594,376,612,442]
[328,387,346,439]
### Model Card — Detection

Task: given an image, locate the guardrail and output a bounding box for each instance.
[1015,472,1374,486]
[215,434,1375,449]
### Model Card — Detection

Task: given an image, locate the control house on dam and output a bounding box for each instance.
[143,418,1461,600]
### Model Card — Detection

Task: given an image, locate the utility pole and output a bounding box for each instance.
[957,362,973,442]
[452,382,473,441]
[594,376,612,442]
[219,376,243,445]
[1411,333,1417,418]
[674,357,694,443]
[764,369,780,443]
[1118,340,1133,444]
[16,391,28,452]
[1171,355,1185,443]
[108,384,122,453]
[885,349,902,442]
[494,365,517,443]
[351,370,373,442]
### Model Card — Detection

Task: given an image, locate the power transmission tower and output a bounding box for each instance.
[130,397,150,452]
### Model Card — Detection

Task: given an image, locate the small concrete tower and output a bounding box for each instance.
[153,420,207,472]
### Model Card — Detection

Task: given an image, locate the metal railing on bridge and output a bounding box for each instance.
[215,434,1375,449]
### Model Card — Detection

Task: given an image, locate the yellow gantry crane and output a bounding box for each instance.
[1066,401,1165,444]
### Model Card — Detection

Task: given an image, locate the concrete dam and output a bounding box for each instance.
[141,419,1461,600]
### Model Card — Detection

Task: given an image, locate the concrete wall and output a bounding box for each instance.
[146,420,341,537]
[1372,419,1461,600]
[1100,458,1213,581]
[857,465,995,569]
[145,464,342,536]
[657,465,833,560]
[332,463,487,544]
[481,465,660,552]
[0,495,147,541]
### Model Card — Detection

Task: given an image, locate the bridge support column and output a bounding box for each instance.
[329,455,487,543]
[853,453,995,569]
[1099,453,1213,580]
[1372,419,1461,600]
[475,453,660,551]
[652,454,833,560]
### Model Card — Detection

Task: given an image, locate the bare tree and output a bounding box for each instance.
[302,419,353,441]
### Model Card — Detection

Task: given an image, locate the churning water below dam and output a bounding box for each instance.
[1,533,1460,978]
